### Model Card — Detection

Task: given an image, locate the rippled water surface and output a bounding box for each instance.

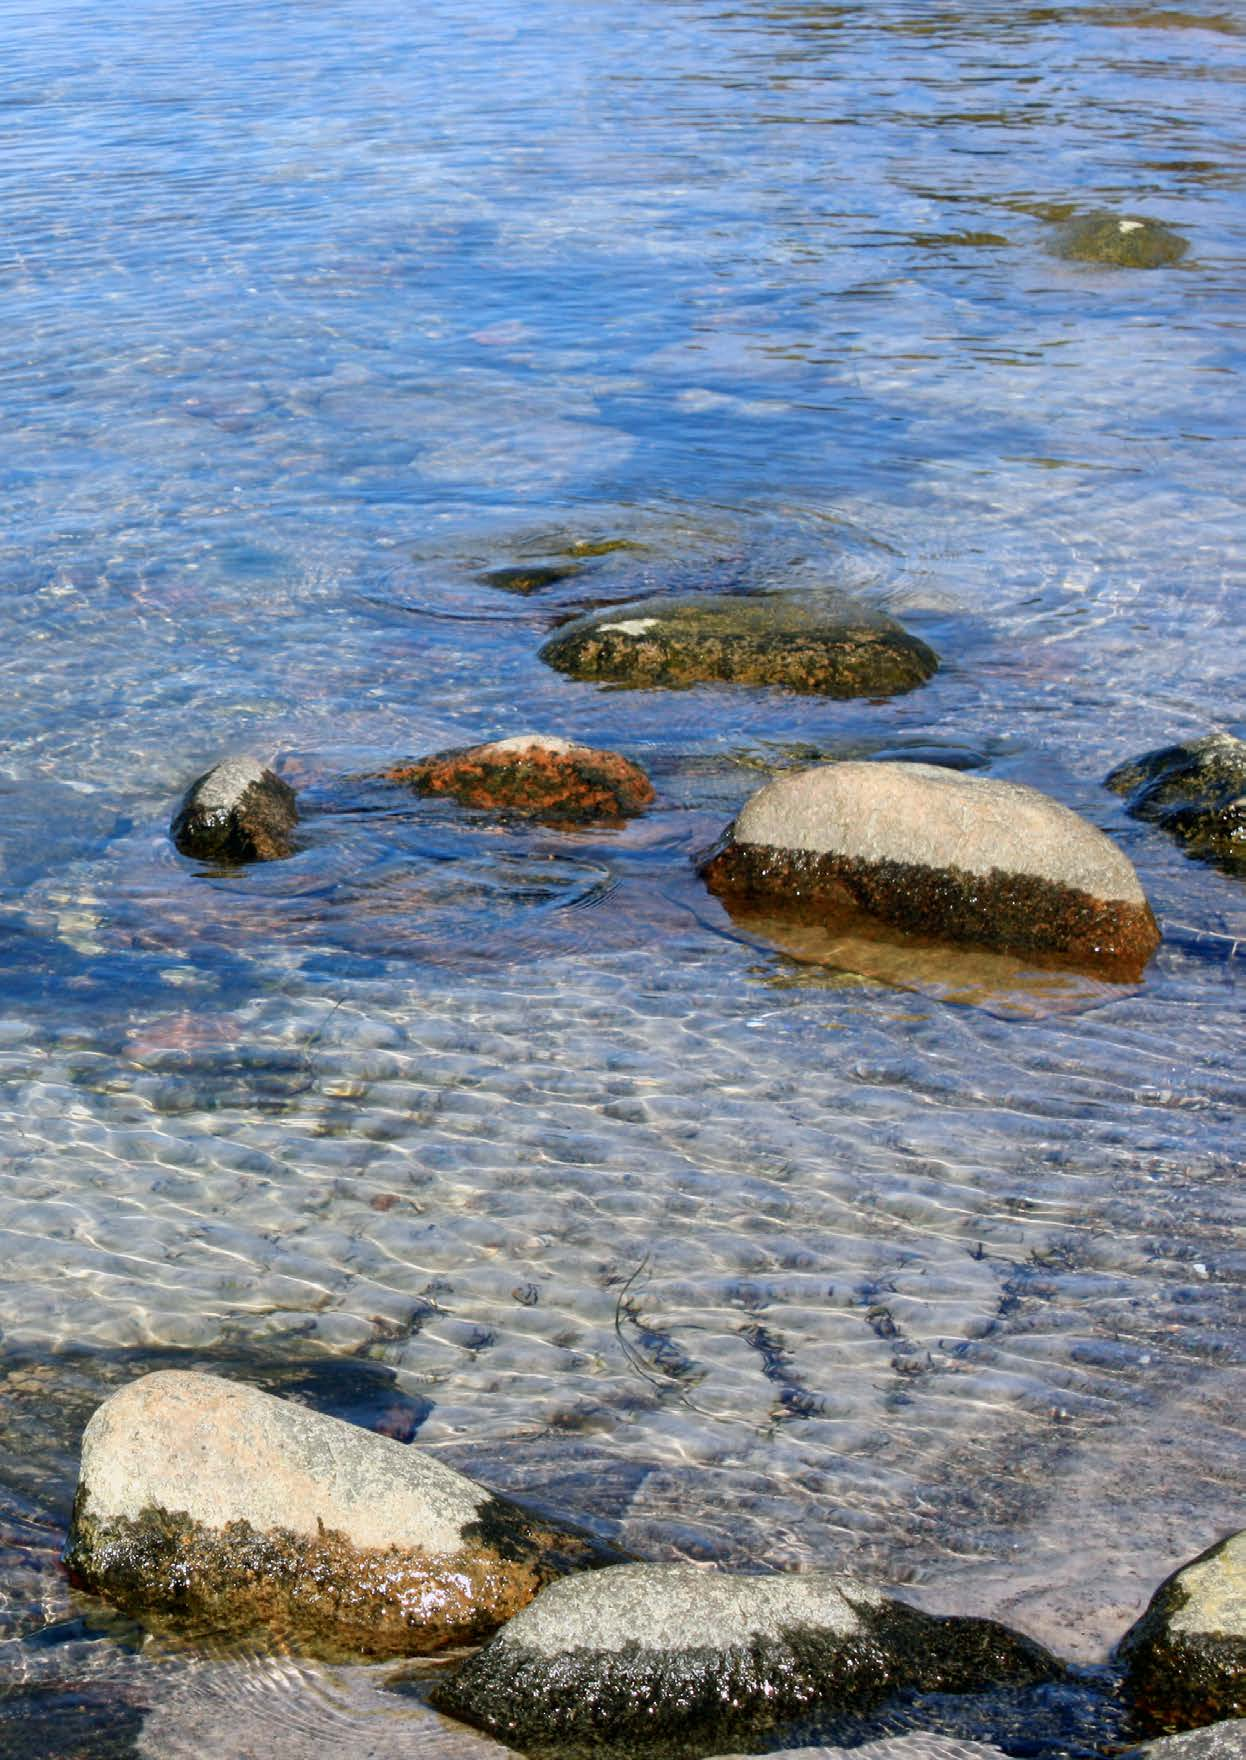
[0,0,1243,1754]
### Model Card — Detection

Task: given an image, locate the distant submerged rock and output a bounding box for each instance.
[1052,213,1188,268]
[539,591,938,697]
[1106,734,1246,875]
[384,732,654,822]
[701,761,1161,980]
[171,757,298,862]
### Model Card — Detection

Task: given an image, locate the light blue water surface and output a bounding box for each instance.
[0,1,1243,1754]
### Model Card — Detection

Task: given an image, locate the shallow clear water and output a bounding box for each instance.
[0,0,1243,1754]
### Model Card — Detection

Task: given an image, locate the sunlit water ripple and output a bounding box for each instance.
[0,0,1242,1754]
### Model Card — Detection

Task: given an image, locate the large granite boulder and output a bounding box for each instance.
[1106,735,1246,875]
[1052,213,1188,268]
[171,757,298,862]
[431,1562,1061,1759]
[1117,1531,1246,1736]
[539,592,938,697]
[384,733,653,822]
[700,762,1160,981]
[64,1371,618,1659]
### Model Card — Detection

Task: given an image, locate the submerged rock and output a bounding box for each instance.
[539,592,938,697]
[1106,734,1246,875]
[1052,213,1188,267]
[171,757,298,862]
[384,733,654,822]
[1116,1531,1246,1736]
[64,1371,618,1659]
[700,762,1161,981]
[480,564,581,595]
[430,1562,1061,1759]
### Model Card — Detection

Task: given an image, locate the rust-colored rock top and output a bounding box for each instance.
[385,733,654,822]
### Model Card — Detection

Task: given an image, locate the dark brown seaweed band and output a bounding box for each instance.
[701,840,1160,982]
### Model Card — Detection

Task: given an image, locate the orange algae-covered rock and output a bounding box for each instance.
[385,733,654,823]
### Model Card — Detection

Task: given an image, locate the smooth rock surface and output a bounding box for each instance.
[431,1562,1061,1759]
[1122,1724,1246,1760]
[171,757,298,862]
[539,591,938,696]
[65,1371,618,1658]
[384,733,654,821]
[701,762,1161,980]
[1117,1531,1246,1735]
[1106,734,1246,874]
[1052,213,1188,267]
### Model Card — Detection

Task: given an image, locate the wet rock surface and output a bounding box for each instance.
[430,1562,1061,1759]
[1052,213,1189,267]
[1117,1531,1246,1736]
[383,733,654,823]
[480,564,582,595]
[64,1371,618,1659]
[1106,735,1246,875]
[539,592,938,696]
[701,761,1161,981]
[171,757,298,863]
[1122,1724,1246,1760]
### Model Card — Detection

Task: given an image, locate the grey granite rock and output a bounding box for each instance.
[431,1561,1061,1759]
[701,762,1160,981]
[65,1371,618,1658]
[1121,1722,1246,1760]
[171,756,298,862]
[539,591,938,696]
[1106,734,1246,875]
[1117,1531,1246,1735]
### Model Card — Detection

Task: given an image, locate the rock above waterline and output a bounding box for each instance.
[1106,735,1246,875]
[539,592,938,696]
[1116,1531,1246,1736]
[1053,213,1188,268]
[171,757,298,862]
[64,1371,618,1659]
[431,1561,1061,1759]
[384,733,654,822]
[700,762,1160,981]
[1122,1725,1246,1760]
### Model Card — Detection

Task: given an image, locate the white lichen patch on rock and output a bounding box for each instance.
[597,618,659,636]
[187,755,269,812]
[1120,220,1145,234]
[477,733,577,757]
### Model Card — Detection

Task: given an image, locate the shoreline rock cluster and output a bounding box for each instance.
[65,1373,1243,1755]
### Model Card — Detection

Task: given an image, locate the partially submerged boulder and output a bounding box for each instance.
[539,592,938,697]
[171,757,298,862]
[64,1371,618,1659]
[431,1563,1060,1759]
[700,762,1161,981]
[1116,1531,1246,1736]
[384,733,654,822]
[1052,213,1188,268]
[480,563,581,595]
[1106,735,1246,875]
[1121,1725,1246,1760]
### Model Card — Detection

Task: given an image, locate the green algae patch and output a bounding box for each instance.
[539,592,938,697]
[1052,213,1188,267]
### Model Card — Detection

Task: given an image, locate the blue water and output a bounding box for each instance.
[0,1,1243,1755]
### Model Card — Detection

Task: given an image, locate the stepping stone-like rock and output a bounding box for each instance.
[171,757,298,862]
[384,733,653,822]
[1117,1531,1246,1736]
[1106,735,1246,875]
[431,1562,1060,1759]
[480,564,581,595]
[1052,213,1188,268]
[700,761,1160,981]
[64,1371,618,1659]
[539,592,938,697]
